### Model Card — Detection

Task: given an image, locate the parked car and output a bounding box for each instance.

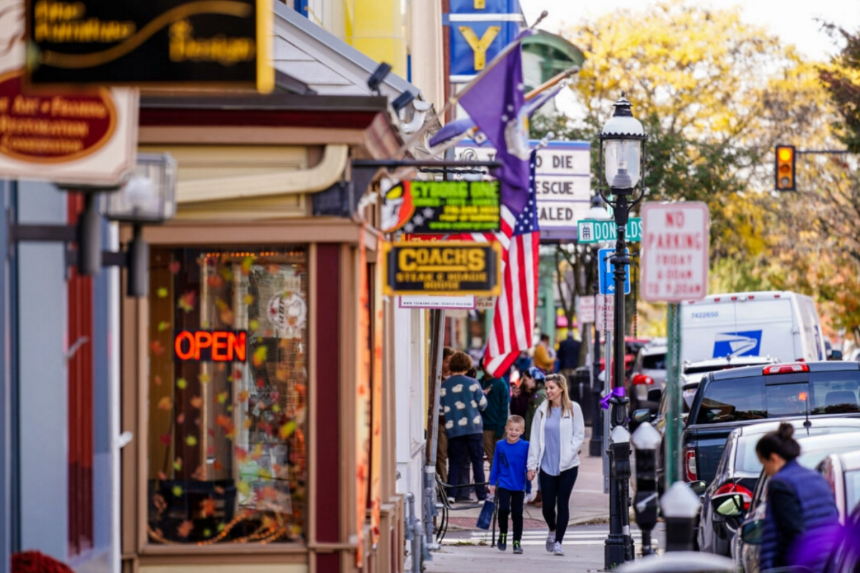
[822,501,860,573]
[682,356,779,384]
[628,339,667,412]
[680,361,860,488]
[727,432,860,573]
[681,291,826,365]
[698,418,860,557]
[817,449,860,522]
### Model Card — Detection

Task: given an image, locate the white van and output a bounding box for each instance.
[680,291,825,365]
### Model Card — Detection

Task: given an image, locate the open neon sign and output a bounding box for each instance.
[174,330,247,362]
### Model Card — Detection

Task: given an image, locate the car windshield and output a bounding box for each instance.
[695,371,860,424]
[735,427,860,474]
[684,363,768,375]
[846,470,860,512]
[643,353,666,370]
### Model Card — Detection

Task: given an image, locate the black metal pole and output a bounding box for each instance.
[589,270,603,456]
[605,192,632,568]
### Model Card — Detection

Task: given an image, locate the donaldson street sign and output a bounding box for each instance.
[577,218,642,244]
[381,241,502,296]
[24,0,274,93]
[381,180,500,234]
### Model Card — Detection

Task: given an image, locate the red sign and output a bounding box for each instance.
[640,202,710,303]
[0,70,117,163]
[174,330,247,362]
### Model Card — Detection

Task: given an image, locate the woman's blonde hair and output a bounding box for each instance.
[545,374,573,418]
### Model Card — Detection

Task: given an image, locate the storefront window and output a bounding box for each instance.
[147,247,308,544]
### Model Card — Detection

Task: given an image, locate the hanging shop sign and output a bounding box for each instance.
[174,330,248,362]
[24,0,274,93]
[455,139,590,240]
[382,241,502,296]
[447,0,522,83]
[0,1,138,185]
[398,295,477,309]
[381,179,500,234]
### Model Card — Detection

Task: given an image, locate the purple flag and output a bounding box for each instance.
[459,34,531,215]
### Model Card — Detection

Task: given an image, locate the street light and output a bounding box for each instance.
[103,153,177,297]
[598,93,647,570]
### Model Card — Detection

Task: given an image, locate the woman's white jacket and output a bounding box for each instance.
[526,400,585,473]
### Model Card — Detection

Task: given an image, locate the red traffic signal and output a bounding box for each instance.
[775,145,796,191]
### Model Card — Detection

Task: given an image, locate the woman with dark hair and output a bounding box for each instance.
[757,423,839,573]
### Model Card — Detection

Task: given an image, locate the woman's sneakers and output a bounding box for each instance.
[545,531,555,553]
[512,541,523,554]
[552,541,564,556]
[497,533,507,551]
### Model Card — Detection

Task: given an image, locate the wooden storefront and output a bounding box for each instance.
[119,90,403,573]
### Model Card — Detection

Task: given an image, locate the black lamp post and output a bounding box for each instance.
[597,93,647,569]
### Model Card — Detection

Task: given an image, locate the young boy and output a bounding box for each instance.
[488,415,530,554]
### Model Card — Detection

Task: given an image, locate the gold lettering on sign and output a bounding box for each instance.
[169,20,256,64]
[33,0,136,43]
[458,25,500,70]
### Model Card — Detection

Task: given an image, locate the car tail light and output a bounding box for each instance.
[763,363,809,375]
[714,483,753,511]
[632,374,654,385]
[684,448,697,482]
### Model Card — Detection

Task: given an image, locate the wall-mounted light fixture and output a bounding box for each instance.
[7,152,177,298]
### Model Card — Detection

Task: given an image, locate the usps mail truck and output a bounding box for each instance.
[680,291,825,365]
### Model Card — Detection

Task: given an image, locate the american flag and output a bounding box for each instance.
[481,151,540,378]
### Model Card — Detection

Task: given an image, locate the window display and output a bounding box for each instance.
[147,247,308,544]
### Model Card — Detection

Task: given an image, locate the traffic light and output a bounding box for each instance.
[775,145,796,191]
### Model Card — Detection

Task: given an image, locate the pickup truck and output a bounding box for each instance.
[680,361,860,486]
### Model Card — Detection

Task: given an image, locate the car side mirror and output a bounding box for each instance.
[741,519,764,545]
[632,409,651,424]
[830,350,843,361]
[647,388,663,403]
[689,480,707,495]
[713,493,745,518]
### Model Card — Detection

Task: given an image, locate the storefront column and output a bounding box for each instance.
[312,244,342,572]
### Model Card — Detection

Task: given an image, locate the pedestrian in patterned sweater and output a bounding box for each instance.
[441,351,488,502]
[489,415,530,555]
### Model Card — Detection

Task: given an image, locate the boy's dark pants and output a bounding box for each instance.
[447,434,487,500]
[497,488,524,541]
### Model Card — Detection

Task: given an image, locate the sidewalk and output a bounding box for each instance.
[446,428,609,531]
[427,524,666,573]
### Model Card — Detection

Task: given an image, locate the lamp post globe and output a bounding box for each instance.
[598,93,647,570]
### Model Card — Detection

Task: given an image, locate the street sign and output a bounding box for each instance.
[381,180,500,234]
[398,295,476,309]
[595,294,614,332]
[640,202,710,302]
[455,139,590,240]
[381,241,502,296]
[577,296,595,324]
[25,0,274,93]
[577,218,642,244]
[598,248,631,296]
[0,1,139,186]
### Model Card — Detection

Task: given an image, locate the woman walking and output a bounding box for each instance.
[526,373,584,556]
[757,423,839,573]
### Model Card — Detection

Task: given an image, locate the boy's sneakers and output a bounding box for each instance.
[513,540,523,554]
[545,531,555,553]
[497,534,507,552]
[552,541,564,556]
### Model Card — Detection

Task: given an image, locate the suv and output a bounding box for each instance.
[628,339,667,412]
[680,361,860,487]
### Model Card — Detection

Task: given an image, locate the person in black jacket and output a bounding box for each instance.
[757,423,839,573]
[557,332,580,399]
